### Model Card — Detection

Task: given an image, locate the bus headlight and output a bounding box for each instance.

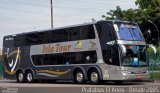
[122,70,131,74]
[145,71,149,73]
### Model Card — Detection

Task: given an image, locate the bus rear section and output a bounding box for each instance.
[2,20,150,84]
[3,35,20,79]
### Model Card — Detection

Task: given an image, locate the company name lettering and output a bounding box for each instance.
[42,44,71,53]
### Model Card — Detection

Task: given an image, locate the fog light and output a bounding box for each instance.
[122,76,130,79]
[126,76,130,79]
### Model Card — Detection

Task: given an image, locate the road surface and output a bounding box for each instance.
[0,80,160,93]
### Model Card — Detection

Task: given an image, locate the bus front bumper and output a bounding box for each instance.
[120,73,150,81]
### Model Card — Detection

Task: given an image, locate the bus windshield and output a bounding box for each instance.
[113,23,144,41]
[121,45,148,67]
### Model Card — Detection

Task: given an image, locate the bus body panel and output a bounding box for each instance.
[2,20,149,83]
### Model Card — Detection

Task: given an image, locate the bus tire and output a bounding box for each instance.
[73,69,85,84]
[17,71,25,83]
[26,70,34,83]
[114,81,123,84]
[89,69,101,84]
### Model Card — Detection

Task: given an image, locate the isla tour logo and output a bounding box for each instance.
[5,47,21,75]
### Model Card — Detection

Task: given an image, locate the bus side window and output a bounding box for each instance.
[80,25,95,39]
[50,30,68,43]
[25,33,39,46]
[103,50,112,64]
[108,23,117,41]
[103,46,119,66]
[87,25,95,39]
[95,24,102,39]
[111,46,120,65]
[83,51,97,64]
[67,25,95,41]
[68,27,80,41]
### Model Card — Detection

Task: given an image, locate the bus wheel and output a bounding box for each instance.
[74,70,85,84]
[26,71,34,83]
[17,71,25,83]
[89,69,100,84]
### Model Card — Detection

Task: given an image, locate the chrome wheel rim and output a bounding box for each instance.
[18,73,23,82]
[76,72,83,82]
[91,72,98,82]
[27,73,33,82]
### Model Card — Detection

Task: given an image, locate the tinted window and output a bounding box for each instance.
[96,22,119,66]
[49,30,68,43]
[96,22,116,42]
[23,25,95,46]
[32,51,97,66]
[68,25,95,41]
[25,33,41,46]
[102,46,120,66]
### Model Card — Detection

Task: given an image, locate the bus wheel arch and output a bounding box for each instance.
[16,69,25,83]
[73,67,86,84]
[25,69,34,83]
[87,67,102,84]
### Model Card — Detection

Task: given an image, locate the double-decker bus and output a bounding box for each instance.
[3,20,149,84]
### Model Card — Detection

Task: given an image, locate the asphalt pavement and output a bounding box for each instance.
[0,80,160,93]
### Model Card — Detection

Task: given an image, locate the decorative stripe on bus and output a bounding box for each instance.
[35,69,71,75]
[5,48,21,75]
[36,73,61,77]
[4,67,16,75]
[8,50,21,57]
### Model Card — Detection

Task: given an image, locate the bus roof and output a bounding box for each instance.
[4,20,136,37]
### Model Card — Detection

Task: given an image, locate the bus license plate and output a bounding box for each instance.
[136,75,142,79]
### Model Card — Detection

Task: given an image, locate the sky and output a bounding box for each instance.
[0,0,137,47]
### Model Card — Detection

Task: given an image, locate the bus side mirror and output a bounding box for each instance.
[106,41,116,45]
[148,44,157,55]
